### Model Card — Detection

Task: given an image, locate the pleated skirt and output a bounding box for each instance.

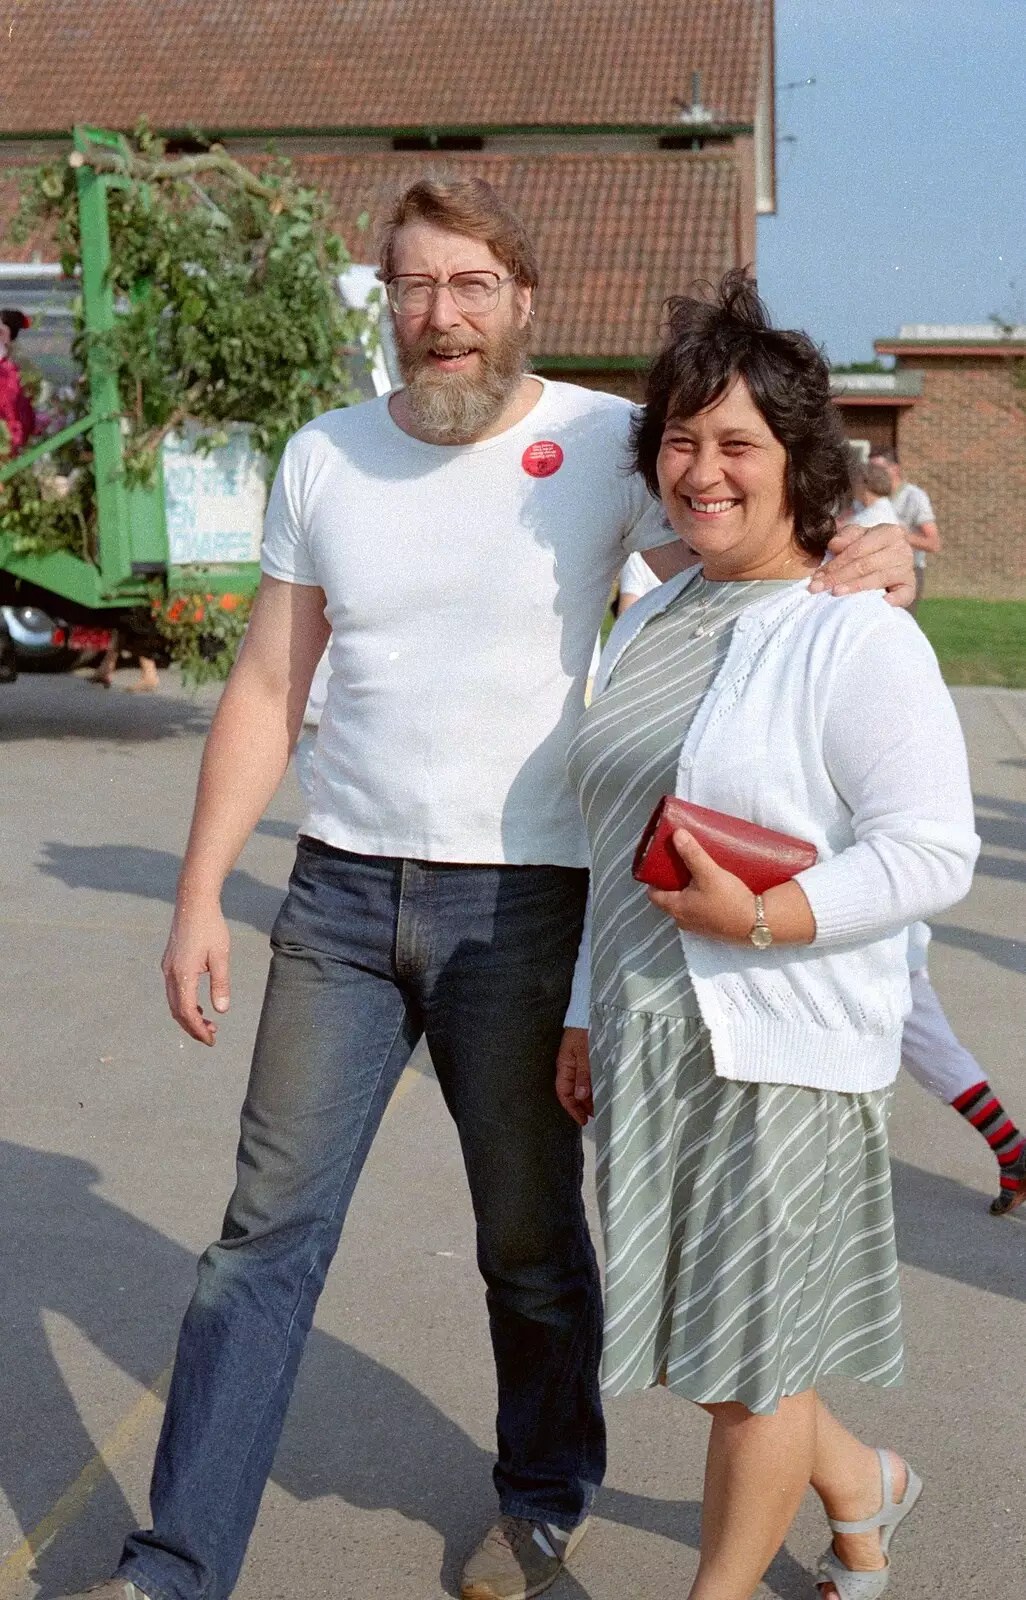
[592,1003,904,1415]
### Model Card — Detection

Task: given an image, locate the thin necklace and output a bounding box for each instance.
[689,550,810,639]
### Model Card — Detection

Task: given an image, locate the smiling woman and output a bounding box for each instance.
[562,269,979,1600]
[632,269,852,568]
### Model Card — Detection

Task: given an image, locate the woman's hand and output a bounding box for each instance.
[647,829,757,941]
[556,1028,593,1126]
[649,830,817,945]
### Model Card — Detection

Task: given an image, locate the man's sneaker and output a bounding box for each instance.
[54,1581,151,1600]
[992,1144,1026,1215]
[461,1515,590,1600]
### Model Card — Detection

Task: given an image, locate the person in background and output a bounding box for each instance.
[847,458,898,530]
[903,921,1026,1214]
[616,548,664,612]
[0,309,37,457]
[845,461,1017,1207]
[90,628,162,691]
[869,447,940,615]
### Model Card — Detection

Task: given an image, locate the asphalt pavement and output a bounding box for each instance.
[0,669,1024,1600]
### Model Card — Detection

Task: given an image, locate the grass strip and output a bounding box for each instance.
[918,598,1026,688]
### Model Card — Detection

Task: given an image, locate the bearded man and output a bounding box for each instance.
[65,179,914,1600]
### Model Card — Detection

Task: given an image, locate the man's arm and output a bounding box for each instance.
[643,521,916,607]
[162,575,330,1044]
[904,519,941,555]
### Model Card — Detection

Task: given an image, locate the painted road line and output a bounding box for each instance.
[0,1371,171,1600]
[0,1059,428,1596]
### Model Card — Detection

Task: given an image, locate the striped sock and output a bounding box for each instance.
[952,1081,1026,1189]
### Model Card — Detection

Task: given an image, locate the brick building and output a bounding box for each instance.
[833,326,1026,601]
[0,0,775,398]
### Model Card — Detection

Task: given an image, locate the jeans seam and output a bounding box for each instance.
[208,1002,413,1593]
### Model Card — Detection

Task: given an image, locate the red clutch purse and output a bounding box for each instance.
[632,796,818,893]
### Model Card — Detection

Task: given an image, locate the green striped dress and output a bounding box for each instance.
[566,576,903,1415]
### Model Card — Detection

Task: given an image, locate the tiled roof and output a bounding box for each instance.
[1,0,769,133]
[291,151,741,358]
[0,152,740,360]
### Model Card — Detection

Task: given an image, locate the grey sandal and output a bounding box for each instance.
[816,1449,923,1599]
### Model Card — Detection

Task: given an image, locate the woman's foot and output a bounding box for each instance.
[818,1450,908,1599]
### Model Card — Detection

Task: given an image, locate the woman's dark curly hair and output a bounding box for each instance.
[631,269,852,555]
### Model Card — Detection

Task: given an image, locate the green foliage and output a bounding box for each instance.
[14,125,367,478]
[0,442,95,560]
[152,584,254,688]
[8,124,370,677]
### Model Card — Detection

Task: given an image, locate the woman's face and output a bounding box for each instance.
[656,378,797,578]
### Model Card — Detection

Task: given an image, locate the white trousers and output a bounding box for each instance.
[902,967,984,1104]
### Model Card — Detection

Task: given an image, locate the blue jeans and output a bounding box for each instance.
[120,840,603,1600]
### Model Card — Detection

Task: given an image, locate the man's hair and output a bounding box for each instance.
[870,446,899,466]
[860,459,893,497]
[378,177,540,290]
[631,268,852,556]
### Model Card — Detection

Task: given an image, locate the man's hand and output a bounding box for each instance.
[162,902,232,1046]
[810,521,916,608]
[556,1027,593,1125]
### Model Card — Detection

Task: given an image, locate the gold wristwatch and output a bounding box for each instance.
[748,893,774,949]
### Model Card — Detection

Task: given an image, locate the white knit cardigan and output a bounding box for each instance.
[566,570,980,1093]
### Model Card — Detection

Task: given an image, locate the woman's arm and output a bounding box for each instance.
[650,611,978,948]
[794,613,978,943]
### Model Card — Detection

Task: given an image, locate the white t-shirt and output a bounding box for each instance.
[849,495,899,529]
[891,481,936,570]
[619,548,665,600]
[262,377,673,865]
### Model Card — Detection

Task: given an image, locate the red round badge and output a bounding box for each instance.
[522,440,564,478]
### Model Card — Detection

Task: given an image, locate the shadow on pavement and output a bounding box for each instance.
[0,676,215,744]
[36,843,285,937]
[929,923,1026,975]
[970,791,1026,884]
[6,1138,819,1600]
[892,1157,1026,1300]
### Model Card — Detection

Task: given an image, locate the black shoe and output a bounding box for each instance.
[991,1146,1026,1215]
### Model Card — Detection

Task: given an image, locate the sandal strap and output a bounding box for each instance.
[828,1449,895,1535]
[816,1546,891,1600]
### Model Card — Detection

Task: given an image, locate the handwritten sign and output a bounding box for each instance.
[164,424,267,566]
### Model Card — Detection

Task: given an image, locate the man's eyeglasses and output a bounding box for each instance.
[385,271,516,316]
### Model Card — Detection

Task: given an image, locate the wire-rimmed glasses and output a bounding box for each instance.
[384,271,516,316]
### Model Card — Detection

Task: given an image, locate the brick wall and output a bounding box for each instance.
[834,405,899,457]
[895,355,1026,600]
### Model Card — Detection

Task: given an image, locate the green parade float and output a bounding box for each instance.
[0,124,370,683]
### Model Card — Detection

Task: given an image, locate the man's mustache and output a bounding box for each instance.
[415,335,484,359]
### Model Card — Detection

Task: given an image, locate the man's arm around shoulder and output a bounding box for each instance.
[163,575,330,1045]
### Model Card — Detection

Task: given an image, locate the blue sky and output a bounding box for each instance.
[756,0,1026,364]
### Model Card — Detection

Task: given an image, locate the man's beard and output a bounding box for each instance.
[395,319,531,444]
